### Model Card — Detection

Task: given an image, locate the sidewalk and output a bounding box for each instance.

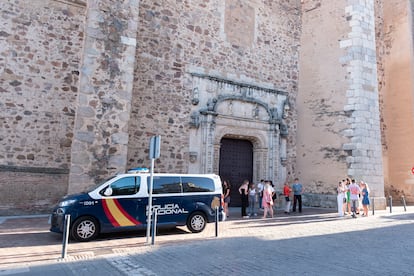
[0,206,412,275]
[0,206,331,267]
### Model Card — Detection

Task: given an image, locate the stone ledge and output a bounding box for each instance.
[0,165,69,174]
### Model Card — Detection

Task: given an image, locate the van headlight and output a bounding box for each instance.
[58,199,76,207]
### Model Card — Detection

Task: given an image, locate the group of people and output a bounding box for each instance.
[223,176,371,220]
[222,178,304,219]
[337,178,370,218]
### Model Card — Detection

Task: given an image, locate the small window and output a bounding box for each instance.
[149,176,182,194]
[101,176,140,196]
[182,177,215,193]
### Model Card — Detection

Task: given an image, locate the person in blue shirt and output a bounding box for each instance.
[292,178,303,213]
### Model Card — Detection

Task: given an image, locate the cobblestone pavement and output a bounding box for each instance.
[0,206,413,275]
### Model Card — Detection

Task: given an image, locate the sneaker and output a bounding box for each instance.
[254,213,257,217]
[243,215,249,218]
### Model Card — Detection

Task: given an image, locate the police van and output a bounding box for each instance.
[50,169,224,241]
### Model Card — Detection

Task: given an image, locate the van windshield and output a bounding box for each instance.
[86,176,117,193]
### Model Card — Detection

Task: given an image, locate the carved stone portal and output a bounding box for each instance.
[187,72,289,187]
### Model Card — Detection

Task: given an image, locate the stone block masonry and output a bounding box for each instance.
[341,0,385,205]
[67,0,140,193]
[0,0,85,213]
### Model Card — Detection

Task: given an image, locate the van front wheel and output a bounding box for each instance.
[71,216,99,242]
[187,212,207,233]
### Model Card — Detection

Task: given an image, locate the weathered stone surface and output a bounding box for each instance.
[0,0,412,214]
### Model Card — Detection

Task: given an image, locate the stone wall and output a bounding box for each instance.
[297,0,350,193]
[0,0,85,214]
[2,0,410,214]
[127,0,302,178]
[379,0,414,202]
[297,0,385,208]
[67,0,140,194]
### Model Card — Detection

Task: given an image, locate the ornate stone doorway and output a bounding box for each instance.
[187,72,289,193]
[219,138,253,207]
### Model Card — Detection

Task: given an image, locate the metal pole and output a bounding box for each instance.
[61,214,70,259]
[146,158,155,244]
[371,197,375,216]
[151,208,158,245]
[402,196,407,212]
[215,206,219,237]
[389,196,392,213]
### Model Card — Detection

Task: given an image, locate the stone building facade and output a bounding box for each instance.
[0,0,412,214]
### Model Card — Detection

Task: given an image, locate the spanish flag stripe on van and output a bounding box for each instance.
[112,198,141,225]
[102,198,140,227]
[102,199,120,227]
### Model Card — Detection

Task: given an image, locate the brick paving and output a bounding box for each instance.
[0,206,413,275]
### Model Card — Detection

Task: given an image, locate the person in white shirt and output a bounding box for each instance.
[337,180,346,217]
[349,179,361,218]
[248,182,257,216]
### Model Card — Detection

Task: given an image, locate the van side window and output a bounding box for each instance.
[182,177,215,193]
[103,176,140,196]
[150,176,182,194]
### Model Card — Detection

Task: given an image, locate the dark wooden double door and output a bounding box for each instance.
[219,138,253,207]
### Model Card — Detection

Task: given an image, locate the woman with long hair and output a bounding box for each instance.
[262,181,274,218]
[238,179,249,218]
[222,180,231,218]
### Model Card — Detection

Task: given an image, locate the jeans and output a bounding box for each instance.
[248,194,256,215]
[351,199,358,215]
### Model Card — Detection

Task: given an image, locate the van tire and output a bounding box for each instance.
[71,216,99,242]
[187,212,207,233]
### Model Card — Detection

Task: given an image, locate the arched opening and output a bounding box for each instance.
[219,138,253,207]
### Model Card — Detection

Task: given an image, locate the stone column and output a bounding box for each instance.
[268,122,280,184]
[341,0,385,207]
[68,0,139,193]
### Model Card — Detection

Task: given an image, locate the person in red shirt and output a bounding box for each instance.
[283,182,292,214]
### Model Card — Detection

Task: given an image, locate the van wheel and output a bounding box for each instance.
[187,212,207,233]
[71,216,99,242]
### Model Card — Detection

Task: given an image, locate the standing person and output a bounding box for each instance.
[262,181,274,218]
[222,180,231,218]
[269,180,276,213]
[349,179,361,218]
[337,180,346,217]
[239,180,249,218]
[283,181,292,214]
[361,181,370,217]
[257,179,265,209]
[292,178,303,213]
[248,182,257,217]
[345,178,351,214]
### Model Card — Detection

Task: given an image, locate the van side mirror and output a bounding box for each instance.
[103,187,113,196]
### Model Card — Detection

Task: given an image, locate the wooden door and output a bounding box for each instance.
[219,138,253,207]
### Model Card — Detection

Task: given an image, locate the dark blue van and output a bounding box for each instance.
[50,172,224,241]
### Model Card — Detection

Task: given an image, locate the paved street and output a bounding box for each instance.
[1,206,413,275]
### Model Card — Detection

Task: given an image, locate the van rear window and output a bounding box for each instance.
[182,177,215,193]
[147,176,216,194]
[150,176,181,194]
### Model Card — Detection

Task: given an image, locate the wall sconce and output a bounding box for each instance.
[189,152,198,163]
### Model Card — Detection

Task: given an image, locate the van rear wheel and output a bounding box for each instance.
[71,216,99,242]
[187,212,207,233]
